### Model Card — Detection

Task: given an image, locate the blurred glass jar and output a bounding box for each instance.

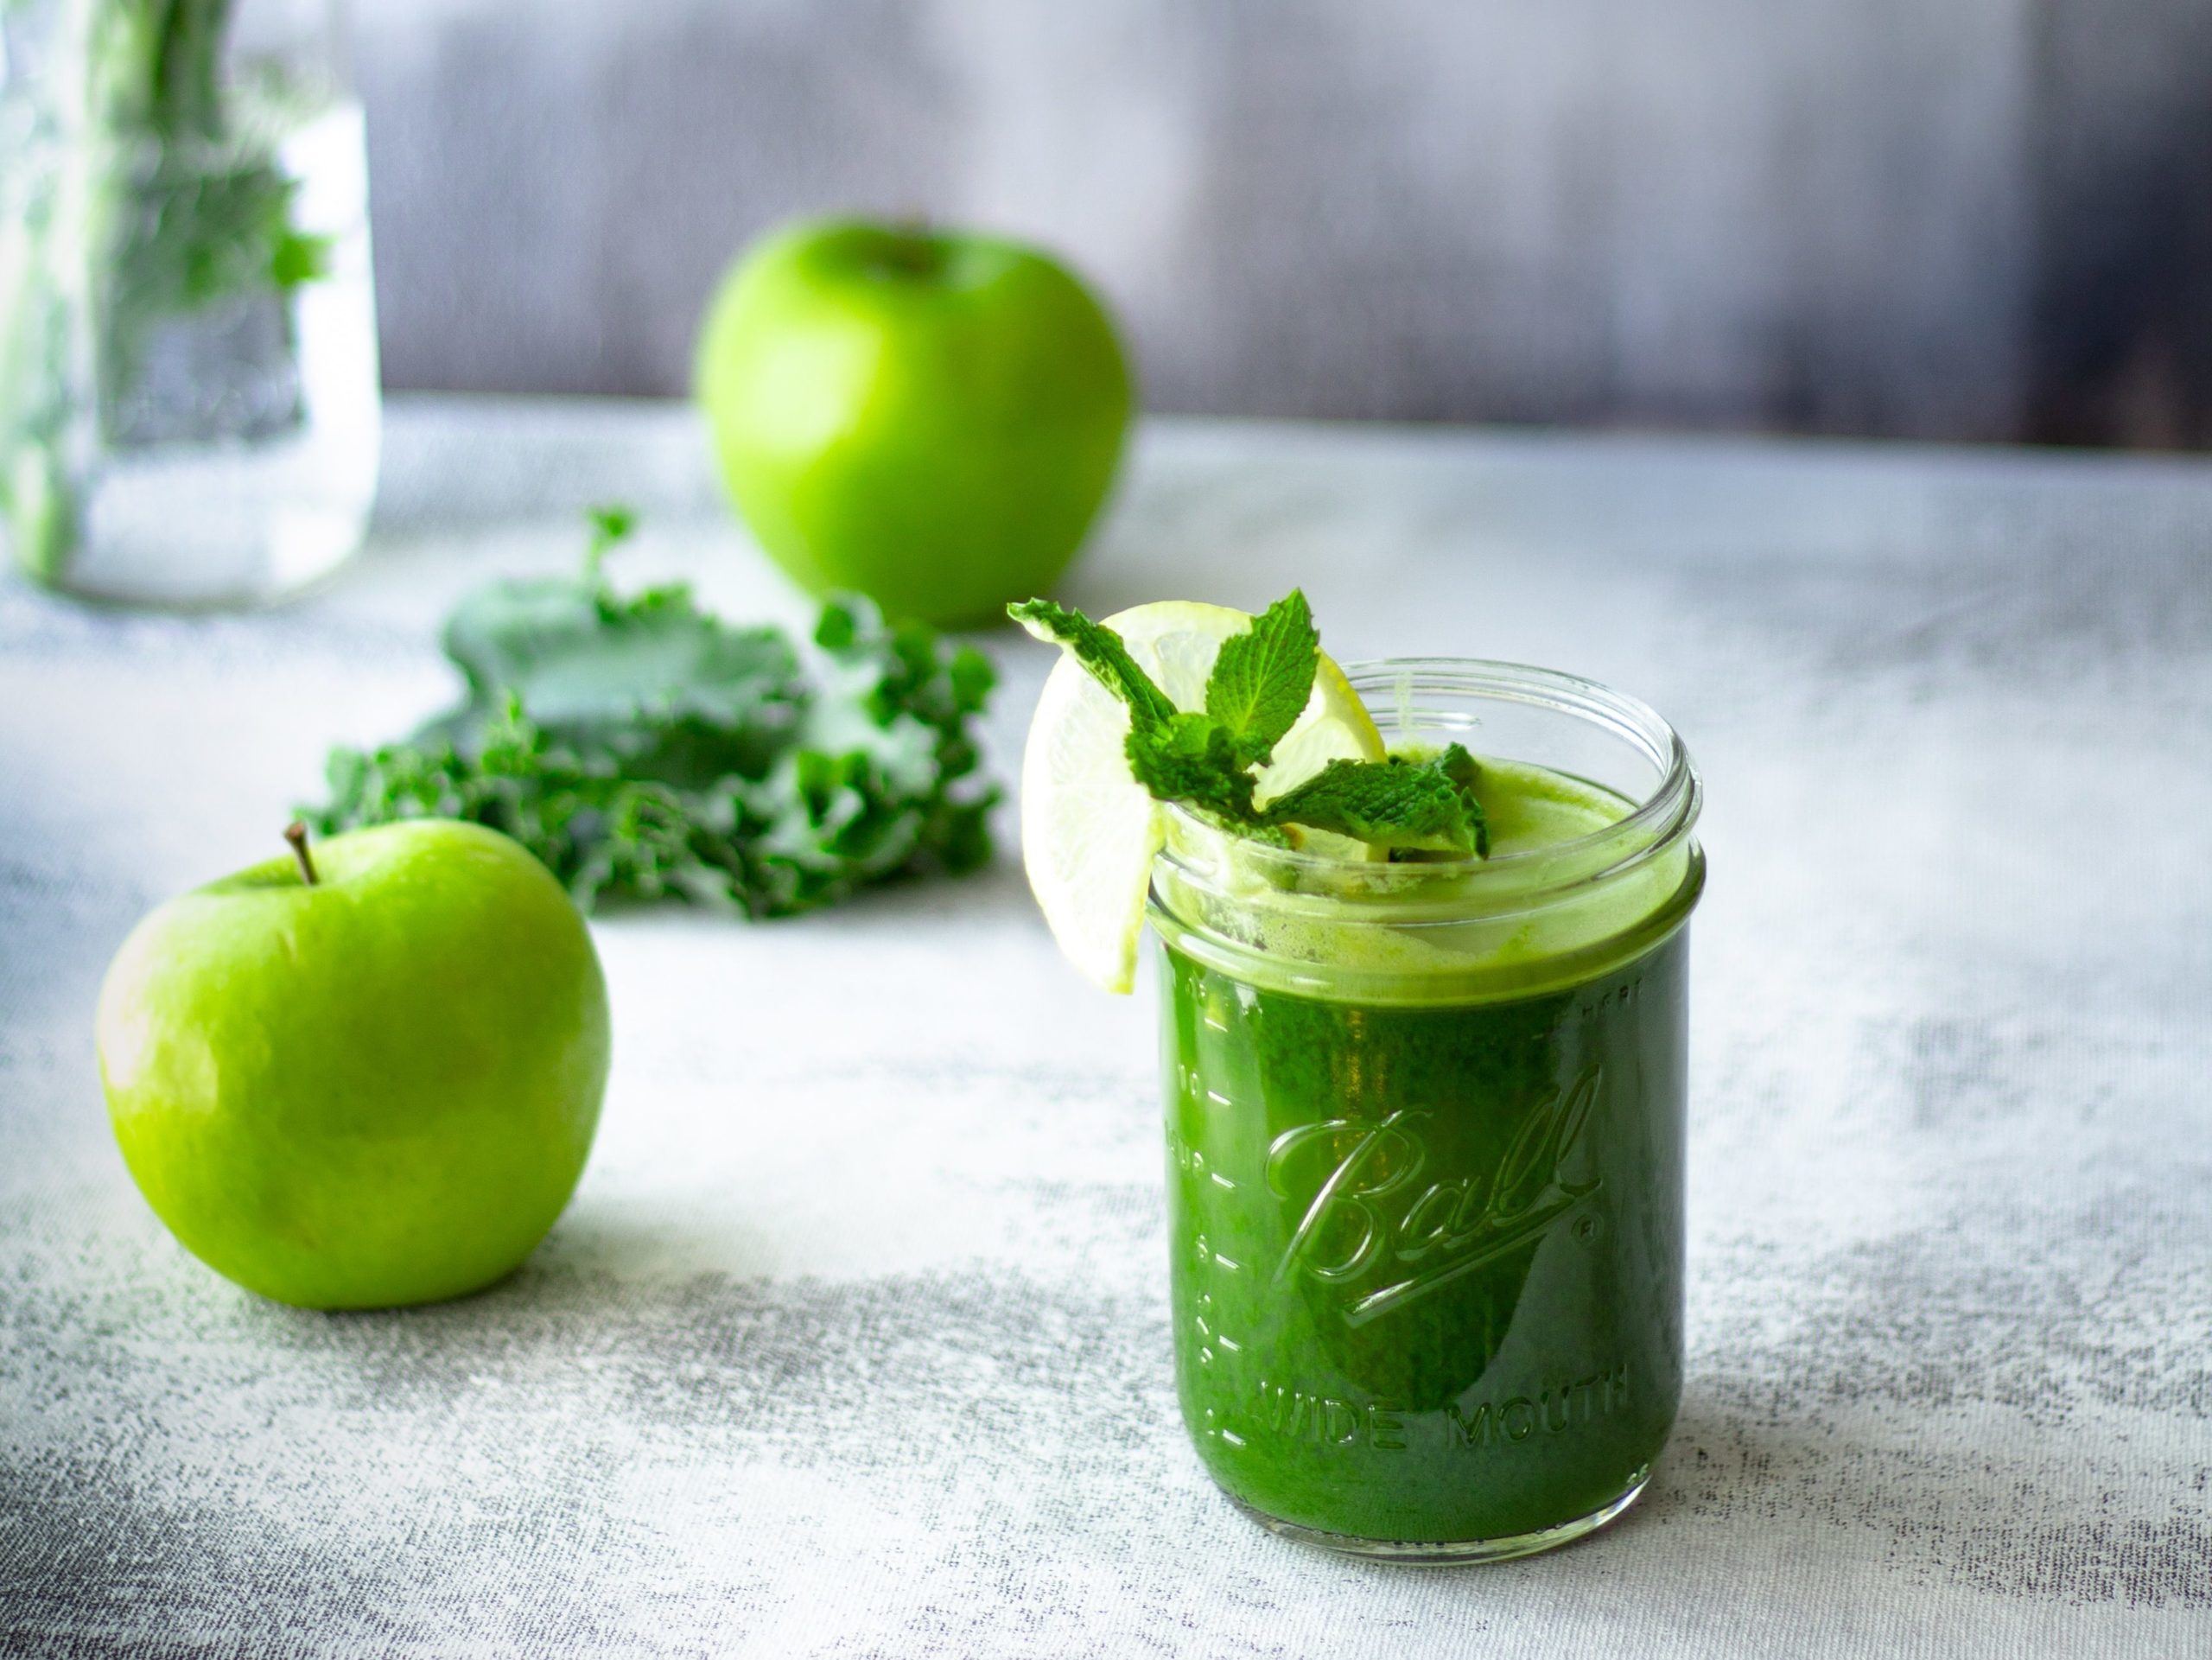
[0,0,378,607]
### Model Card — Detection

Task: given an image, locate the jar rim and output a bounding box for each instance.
[1147,657,1706,1002]
[1158,656,1701,906]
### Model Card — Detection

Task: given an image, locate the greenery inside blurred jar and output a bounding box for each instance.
[0,0,378,607]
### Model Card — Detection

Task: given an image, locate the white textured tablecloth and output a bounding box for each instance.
[3,399,2208,1657]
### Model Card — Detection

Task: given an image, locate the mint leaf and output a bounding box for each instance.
[1263,743,1490,855]
[1204,589,1318,766]
[1127,712,1258,821]
[1008,599,1178,728]
[1434,742,1493,858]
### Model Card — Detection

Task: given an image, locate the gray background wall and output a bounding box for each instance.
[354,0,2212,446]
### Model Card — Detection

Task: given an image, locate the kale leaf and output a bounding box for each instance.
[312,512,998,917]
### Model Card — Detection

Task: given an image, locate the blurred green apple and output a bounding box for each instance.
[696,218,1132,626]
[95,819,610,1309]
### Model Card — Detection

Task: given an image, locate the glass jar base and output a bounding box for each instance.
[1222,1469,1649,1566]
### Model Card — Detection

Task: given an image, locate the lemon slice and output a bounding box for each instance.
[1017,601,1386,992]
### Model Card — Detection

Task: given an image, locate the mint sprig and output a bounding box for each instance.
[1011,593,1489,858]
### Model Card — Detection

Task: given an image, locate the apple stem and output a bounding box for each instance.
[878,219,939,277]
[283,820,319,887]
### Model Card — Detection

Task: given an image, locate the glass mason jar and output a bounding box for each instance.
[0,0,379,606]
[1149,660,1705,1562]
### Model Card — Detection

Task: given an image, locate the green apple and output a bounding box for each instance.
[696,218,1132,627]
[95,819,611,1309]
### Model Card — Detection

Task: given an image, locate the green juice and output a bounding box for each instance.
[1152,754,1703,1555]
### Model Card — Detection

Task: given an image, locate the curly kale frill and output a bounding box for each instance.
[312,516,997,917]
